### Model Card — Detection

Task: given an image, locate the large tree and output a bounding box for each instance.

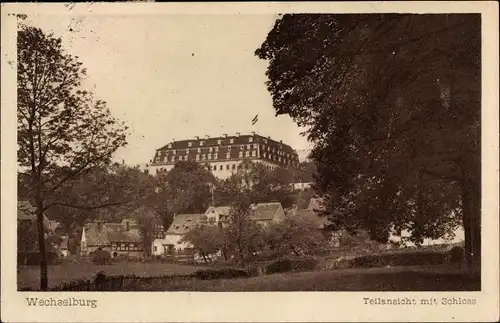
[256,14,480,268]
[17,24,128,290]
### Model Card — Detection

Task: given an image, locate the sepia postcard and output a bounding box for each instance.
[1,1,499,322]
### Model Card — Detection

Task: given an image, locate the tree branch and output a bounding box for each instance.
[42,201,125,213]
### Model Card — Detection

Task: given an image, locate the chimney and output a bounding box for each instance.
[280,140,282,143]
[205,135,210,139]
[122,159,125,165]
[251,131,255,136]
[222,133,228,138]
[267,136,271,139]
[195,136,199,140]
[236,132,240,137]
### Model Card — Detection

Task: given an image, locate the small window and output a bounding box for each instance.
[264,139,268,144]
[209,147,213,152]
[215,147,219,152]
[245,151,250,157]
[188,142,192,147]
[232,164,236,170]
[247,144,251,149]
[208,154,212,160]
[251,151,257,157]
[214,153,218,159]
[217,140,222,145]
[227,146,232,151]
[240,145,244,150]
[168,144,172,148]
[226,152,231,159]
[154,246,157,252]
[196,154,200,161]
[239,151,243,158]
[171,156,175,162]
[226,164,230,170]
[200,141,204,146]
[220,165,223,170]
[253,144,258,149]
[213,165,217,171]
[202,155,206,160]
[172,150,176,155]
[230,139,234,144]
[197,148,201,153]
[249,137,253,143]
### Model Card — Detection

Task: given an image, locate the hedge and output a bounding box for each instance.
[265,257,319,275]
[195,268,250,280]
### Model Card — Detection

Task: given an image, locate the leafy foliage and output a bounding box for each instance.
[181,224,225,263]
[17,24,128,289]
[256,14,480,268]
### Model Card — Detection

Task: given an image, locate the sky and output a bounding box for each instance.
[26,13,312,165]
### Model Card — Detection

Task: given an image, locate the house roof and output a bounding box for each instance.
[249,202,283,221]
[83,221,142,246]
[290,208,332,229]
[308,197,326,212]
[204,205,231,216]
[60,236,69,249]
[18,200,50,230]
[166,213,204,235]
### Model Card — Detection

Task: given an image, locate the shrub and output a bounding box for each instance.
[92,249,112,265]
[351,251,447,268]
[265,257,318,274]
[448,246,464,264]
[195,268,250,280]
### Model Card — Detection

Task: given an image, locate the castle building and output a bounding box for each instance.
[148,132,299,179]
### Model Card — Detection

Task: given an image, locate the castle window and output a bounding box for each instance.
[200,141,204,146]
[220,165,223,170]
[215,147,219,152]
[230,139,234,144]
[245,151,250,157]
[208,154,212,160]
[171,156,175,162]
[197,148,201,153]
[209,147,213,152]
[202,155,206,160]
[251,151,257,157]
[227,146,232,150]
[226,164,230,170]
[226,152,231,159]
[217,140,222,145]
[232,164,236,170]
[253,144,258,149]
[196,154,200,161]
[188,142,192,147]
[249,137,253,143]
[264,139,268,144]
[168,144,172,148]
[213,165,217,171]
[247,144,251,149]
[214,153,218,159]
[240,145,244,150]
[239,151,243,158]
[172,149,176,155]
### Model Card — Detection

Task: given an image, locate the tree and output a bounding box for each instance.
[224,193,264,265]
[181,223,225,263]
[256,14,480,269]
[263,215,324,258]
[132,207,160,257]
[17,24,128,290]
[156,161,217,216]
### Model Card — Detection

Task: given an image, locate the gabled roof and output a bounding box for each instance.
[166,213,204,235]
[308,197,326,212]
[204,205,231,216]
[290,208,332,229]
[83,221,142,246]
[249,202,284,221]
[18,200,50,230]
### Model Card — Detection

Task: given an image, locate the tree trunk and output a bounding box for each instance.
[35,197,48,291]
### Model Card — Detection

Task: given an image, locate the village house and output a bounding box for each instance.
[203,205,231,228]
[152,213,203,256]
[248,202,286,227]
[80,219,144,258]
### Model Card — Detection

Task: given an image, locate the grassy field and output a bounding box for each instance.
[118,265,480,291]
[18,261,207,290]
[18,261,479,291]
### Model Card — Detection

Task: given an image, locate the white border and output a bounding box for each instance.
[1,2,498,322]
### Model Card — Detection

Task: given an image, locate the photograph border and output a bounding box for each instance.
[1,2,499,322]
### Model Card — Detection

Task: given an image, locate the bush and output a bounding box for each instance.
[92,249,112,265]
[195,268,250,280]
[351,251,447,268]
[265,257,319,274]
[22,252,60,266]
[448,246,464,264]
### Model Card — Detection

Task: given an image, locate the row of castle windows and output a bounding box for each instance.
[168,137,268,149]
[156,150,291,164]
[159,145,296,159]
